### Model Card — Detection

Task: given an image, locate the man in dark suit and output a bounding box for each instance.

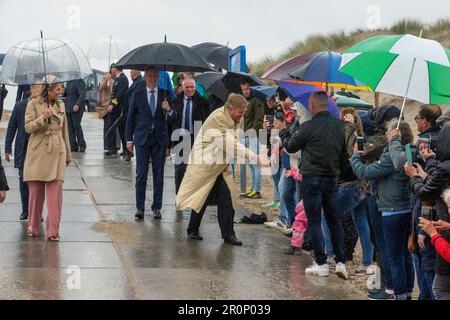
[0,151,8,204]
[16,84,30,102]
[122,70,144,161]
[64,79,87,152]
[105,64,129,155]
[126,66,176,220]
[5,94,31,220]
[172,77,211,194]
[0,84,8,121]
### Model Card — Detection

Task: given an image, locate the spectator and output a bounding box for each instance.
[405,123,450,300]
[280,91,351,280]
[352,119,415,300]
[0,151,9,203]
[437,109,450,127]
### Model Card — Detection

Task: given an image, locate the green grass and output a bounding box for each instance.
[390,18,425,35]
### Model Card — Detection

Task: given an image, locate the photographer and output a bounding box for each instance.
[404,124,450,300]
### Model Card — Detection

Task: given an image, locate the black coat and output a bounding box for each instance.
[110,73,129,115]
[4,99,30,168]
[0,153,8,191]
[63,80,86,113]
[172,92,211,147]
[126,75,144,114]
[16,84,30,102]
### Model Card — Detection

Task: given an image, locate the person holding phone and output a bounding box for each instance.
[404,124,450,300]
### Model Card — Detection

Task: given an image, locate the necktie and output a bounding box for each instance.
[149,90,156,116]
[184,97,192,134]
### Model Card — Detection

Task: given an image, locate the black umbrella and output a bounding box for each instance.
[115,38,213,72]
[221,71,265,94]
[191,42,231,71]
[194,71,229,103]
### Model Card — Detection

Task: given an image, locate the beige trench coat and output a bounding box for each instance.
[23,97,72,182]
[176,106,256,213]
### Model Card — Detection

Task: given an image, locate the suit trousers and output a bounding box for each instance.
[104,112,120,151]
[135,133,166,211]
[187,174,236,239]
[67,109,86,150]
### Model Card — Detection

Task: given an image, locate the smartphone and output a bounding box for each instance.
[264,115,274,128]
[421,206,433,221]
[405,143,413,166]
[274,93,280,103]
[356,136,365,152]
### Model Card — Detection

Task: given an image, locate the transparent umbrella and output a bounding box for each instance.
[0,33,92,86]
[87,36,130,72]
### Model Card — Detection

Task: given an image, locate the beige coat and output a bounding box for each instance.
[176,106,255,213]
[24,97,72,182]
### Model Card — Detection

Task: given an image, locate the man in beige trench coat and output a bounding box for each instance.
[176,93,270,245]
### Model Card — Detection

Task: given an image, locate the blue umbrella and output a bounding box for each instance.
[286,51,370,90]
[0,54,5,66]
[278,80,339,118]
[158,70,175,99]
[250,85,277,102]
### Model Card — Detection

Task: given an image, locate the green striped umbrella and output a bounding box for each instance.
[339,34,450,126]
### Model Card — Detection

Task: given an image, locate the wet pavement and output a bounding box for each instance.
[0,113,365,300]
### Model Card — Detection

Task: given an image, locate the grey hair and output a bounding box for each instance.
[443,188,450,208]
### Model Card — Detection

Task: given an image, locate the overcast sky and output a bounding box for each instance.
[0,0,448,63]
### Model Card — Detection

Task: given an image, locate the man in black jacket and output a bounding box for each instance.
[105,64,129,155]
[172,77,211,195]
[64,79,87,152]
[279,91,349,279]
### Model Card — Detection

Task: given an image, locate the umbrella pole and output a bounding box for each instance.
[107,34,112,71]
[397,57,417,129]
[40,30,51,124]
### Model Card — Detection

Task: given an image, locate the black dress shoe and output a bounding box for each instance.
[71,147,79,152]
[79,147,86,153]
[188,232,203,241]
[224,236,242,246]
[119,150,128,156]
[20,211,28,221]
[105,150,118,156]
[135,210,144,220]
[153,210,162,220]
[125,153,134,162]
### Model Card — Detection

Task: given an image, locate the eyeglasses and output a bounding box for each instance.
[414,116,423,122]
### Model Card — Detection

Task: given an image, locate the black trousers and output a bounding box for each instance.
[103,112,120,151]
[174,135,194,194]
[67,109,86,150]
[118,111,128,153]
[343,211,358,261]
[187,174,236,239]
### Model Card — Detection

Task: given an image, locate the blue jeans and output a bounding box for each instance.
[271,159,281,202]
[367,195,393,290]
[322,213,334,257]
[412,254,435,300]
[18,167,29,214]
[301,175,345,265]
[382,213,415,299]
[278,171,297,225]
[246,137,261,193]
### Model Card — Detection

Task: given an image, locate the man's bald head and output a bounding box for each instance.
[182,77,196,97]
[309,91,329,115]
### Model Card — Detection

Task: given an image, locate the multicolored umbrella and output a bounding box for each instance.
[261,52,316,81]
[339,34,450,124]
[278,80,339,118]
[284,51,371,91]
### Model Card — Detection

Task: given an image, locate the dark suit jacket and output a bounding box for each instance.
[171,91,211,147]
[5,99,30,168]
[0,153,8,191]
[63,80,86,113]
[126,75,144,114]
[110,73,129,114]
[16,85,30,102]
[126,83,176,148]
[0,85,7,108]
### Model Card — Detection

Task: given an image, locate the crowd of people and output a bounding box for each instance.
[0,64,450,300]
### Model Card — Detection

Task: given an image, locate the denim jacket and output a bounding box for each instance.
[351,147,411,212]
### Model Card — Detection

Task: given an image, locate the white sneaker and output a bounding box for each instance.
[264,218,281,228]
[335,262,349,280]
[366,264,377,275]
[367,274,376,290]
[326,256,336,268]
[305,262,329,277]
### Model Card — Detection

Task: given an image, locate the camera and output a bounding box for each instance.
[356,136,365,152]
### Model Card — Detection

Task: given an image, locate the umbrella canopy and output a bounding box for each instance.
[278,80,339,118]
[286,51,370,90]
[115,41,213,72]
[221,71,265,94]
[261,52,316,81]
[250,85,277,102]
[191,42,231,70]
[0,54,5,66]
[194,71,229,102]
[340,34,450,104]
[0,37,92,85]
[87,37,130,72]
[333,94,373,109]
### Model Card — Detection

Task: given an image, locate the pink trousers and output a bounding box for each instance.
[28,180,63,238]
[291,200,308,248]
